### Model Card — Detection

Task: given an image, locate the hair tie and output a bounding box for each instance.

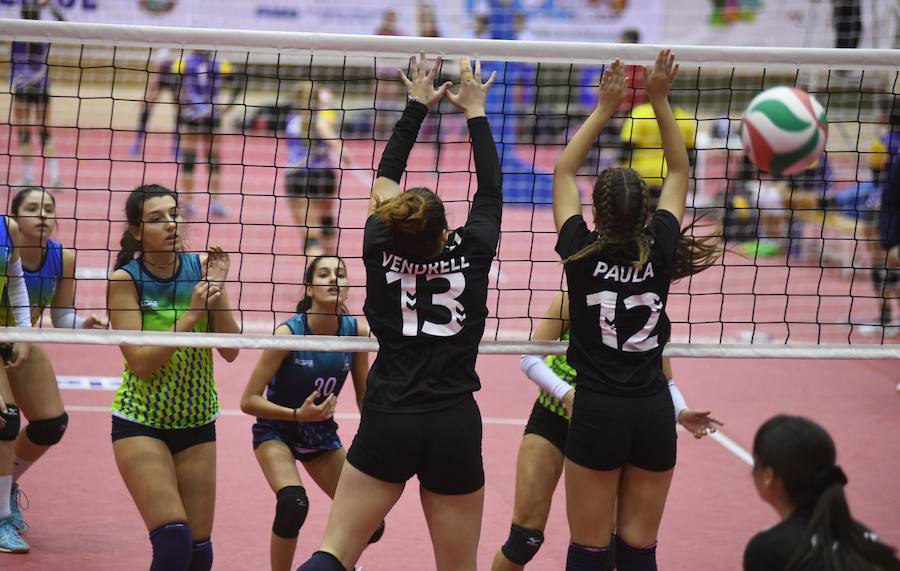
[816,465,848,490]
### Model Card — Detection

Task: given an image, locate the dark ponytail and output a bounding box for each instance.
[295,255,348,315]
[753,416,900,571]
[114,184,178,269]
[671,214,724,280]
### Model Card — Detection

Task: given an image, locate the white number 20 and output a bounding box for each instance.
[386,271,466,337]
[585,290,663,352]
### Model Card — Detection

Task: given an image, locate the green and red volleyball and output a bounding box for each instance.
[740,86,828,175]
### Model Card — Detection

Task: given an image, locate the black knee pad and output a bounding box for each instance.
[181,152,197,174]
[25,412,68,446]
[885,269,899,288]
[208,161,220,176]
[272,485,309,539]
[18,128,31,145]
[614,535,657,571]
[367,520,385,544]
[501,524,545,565]
[0,405,21,441]
[40,126,50,145]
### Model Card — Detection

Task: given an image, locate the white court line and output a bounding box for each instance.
[63,402,755,466]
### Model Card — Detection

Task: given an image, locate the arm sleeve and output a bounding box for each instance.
[464,116,503,249]
[51,306,86,329]
[520,355,573,400]
[6,259,32,328]
[667,379,688,420]
[376,101,428,183]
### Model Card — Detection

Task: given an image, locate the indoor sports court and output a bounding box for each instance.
[1,6,899,571]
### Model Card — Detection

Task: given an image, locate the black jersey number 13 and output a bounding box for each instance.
[386,271,466,337]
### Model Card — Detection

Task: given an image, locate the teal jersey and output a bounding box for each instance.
[112,253,218,429]
[537,329,576,418]
[0,217,12,304]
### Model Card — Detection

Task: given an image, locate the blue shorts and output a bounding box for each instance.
[251,419,342,462]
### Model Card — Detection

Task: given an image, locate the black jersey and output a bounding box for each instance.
[555,210,680,396]
[743,509,885,571]
[363,115,502,413]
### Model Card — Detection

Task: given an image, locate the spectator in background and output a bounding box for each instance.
[375,9,402,36]
[832,0,862,49]
[418,3,441,38]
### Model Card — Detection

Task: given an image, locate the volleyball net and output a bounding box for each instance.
[0,19,898,358]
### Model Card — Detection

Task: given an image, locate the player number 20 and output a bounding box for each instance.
[386,271,466,337]
[585,290,663,352]
[314,376,338,396]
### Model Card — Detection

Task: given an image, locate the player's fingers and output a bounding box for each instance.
[304,391,320,405]
[484,70,497,90]
[399,70,412,88]
[429,56,442,79]
[474,59,482,82]
[419,51,427,76]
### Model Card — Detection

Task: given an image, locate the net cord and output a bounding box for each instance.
[0,328,896,359]
[2,19,899,70]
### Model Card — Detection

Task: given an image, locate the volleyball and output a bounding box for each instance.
[740,86,828,176]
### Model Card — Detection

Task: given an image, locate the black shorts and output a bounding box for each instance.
[523,400,569,453]
[158,73,180,96]
[286,168,337,199]
[13,89,49,105]
[180,114,221,134]
[347,396,484,495]
[566,389,676,472]
[111,416,216,455]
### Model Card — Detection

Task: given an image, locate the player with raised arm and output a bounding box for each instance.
[297,53,499,571]
[491,290,722,570]
[106,184,240,570]
[240,255,382,571]
[0,213,33,554]
[553,51,692,571]
[1,187,107,537]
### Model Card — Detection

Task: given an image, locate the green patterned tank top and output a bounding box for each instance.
[112,253,218,429]
[537,329,576,417]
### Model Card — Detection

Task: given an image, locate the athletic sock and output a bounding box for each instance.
[296,550,347,570]
[188,537,213,571]
[0,475,11,518]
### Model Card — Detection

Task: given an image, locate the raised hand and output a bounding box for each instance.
[644,48,679,101]
[400,51,452,109]
[597,59,627,112]
[677,409,724,439]
[204,245,230,289]
[446,57,496,119]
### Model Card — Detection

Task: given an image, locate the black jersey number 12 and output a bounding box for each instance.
[585,290,663,352]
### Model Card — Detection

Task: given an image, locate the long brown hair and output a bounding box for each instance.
[372,187,447,260]
[671,215,724,280]
[114,184,178,269]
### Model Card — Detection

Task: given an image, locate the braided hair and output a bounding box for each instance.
[564,167,724,279]
[564,167,651,269]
